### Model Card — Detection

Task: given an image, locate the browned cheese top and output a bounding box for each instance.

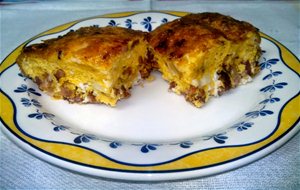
[20,26,146,68]
[149,12,260,60]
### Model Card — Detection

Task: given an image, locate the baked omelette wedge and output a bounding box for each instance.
[17,26,154,106]
[149,13,261,107]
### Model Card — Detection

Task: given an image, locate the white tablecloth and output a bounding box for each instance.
[1,1,299,189]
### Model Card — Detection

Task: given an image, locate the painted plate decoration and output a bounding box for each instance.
[0,11,299,181]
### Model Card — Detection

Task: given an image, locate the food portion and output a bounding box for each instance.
[17,26,153,106]
[17,12,262,108]
[149,12,261,107]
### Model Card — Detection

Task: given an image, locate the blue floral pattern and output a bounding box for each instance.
[170,141,194,148]
[108,20,120,27]
[231,122,254,132]
[260,80,288,93]
[101,140,122,148]
[109,141,122,149]
[73,134,98,144]
[161,18,168,24]
[14,84,41,96]
[28,109,55,120]
[259,58,279,70]
[141,17,155,32]
[259,94,280,104]
[18,73,29,81]
[204,133,228,144]
[125,19,136,29]
[132,144,161,153]
[245,106,274,118]
[52,122,69,132]
[21,98,41,107]
[179,141,193,148]
[262,70,282,80]
[140,144,159,153]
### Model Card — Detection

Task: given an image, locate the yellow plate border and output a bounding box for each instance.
[1,11,299,176]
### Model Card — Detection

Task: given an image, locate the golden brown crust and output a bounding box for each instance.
[17,26,151,106]
[21,26,146,68]
[149,12,260,60]
[182,13,259,41]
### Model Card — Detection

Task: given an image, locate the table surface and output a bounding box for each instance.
[1,1,299,189]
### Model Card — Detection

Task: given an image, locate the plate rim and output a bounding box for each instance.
[1,11,299,181]
[1,123,299,181]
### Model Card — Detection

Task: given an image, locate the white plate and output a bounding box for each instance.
[1,11,299,181]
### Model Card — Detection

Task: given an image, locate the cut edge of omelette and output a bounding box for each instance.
[16,26,154,106]
[149,12,261,107]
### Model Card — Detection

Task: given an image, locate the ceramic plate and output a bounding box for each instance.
[1,11,299,181]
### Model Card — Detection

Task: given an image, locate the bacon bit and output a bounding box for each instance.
[138,56,144,64]
[114,86,131,98]
[35,76,42,86]
[60,82,74,98]
[244,61,253,76]
[156,40,168,50]
[121,86,131,98]
[87,92,97,103]
[57,50,62,60]
[54,69,65,80]
[169,51,183,59]
[187,86,197,95]
[169,81,177,90]
[35,73,53,91]
[174,39,186,47]
[122,67,132,76]
[131,39,139,48]
[70,95,83,103]
[147,49,158,69]
[229,66,241,87]
[24,43,48,53]
[138,49,157,79]
[166,29,174,35]
[217,70,232,95]
[184,86,206,104]
[233,74,241,87]
[102,52,110,60]
[114,88,120,96]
